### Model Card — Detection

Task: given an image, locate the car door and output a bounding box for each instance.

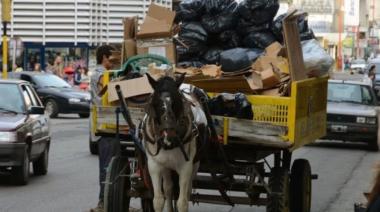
[26,84,50,141]
[21,84,44,159]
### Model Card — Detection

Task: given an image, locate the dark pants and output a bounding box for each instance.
[98,137,117,201]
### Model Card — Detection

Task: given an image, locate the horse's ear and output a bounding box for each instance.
[146,73,157,90]
[175,73,186,88]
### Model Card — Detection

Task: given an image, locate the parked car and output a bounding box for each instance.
[0,79,50,185]
[9,72,90,118]
[325,79,379,150]
[350,58,367,73]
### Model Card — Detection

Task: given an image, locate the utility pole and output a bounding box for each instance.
[1,0,11,79]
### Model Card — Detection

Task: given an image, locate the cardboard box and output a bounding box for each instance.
[266,42,283,57]
[261,66,281,88]
[137,39,176,64]
[137,3,176,39]
[261,88,281,96]
[108,75,153,102]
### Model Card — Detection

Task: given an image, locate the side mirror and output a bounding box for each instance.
[28,106,45,115]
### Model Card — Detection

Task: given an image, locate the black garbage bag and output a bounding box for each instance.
[202,47,224,64]
[220,48,251,72]
[180,22,208,43]
[237,18,271,35]
[201,1,238,34]
[271,13,311,42]
[238,0,279,25]
[176,38,207,61]
[175,0,205,22]
[243,31,276,49]
[234,93,254,119]
[218,30,241,49]
[204,0,236,14]
[177,60,204,68]
[246,48,263,62]
[208,93,253,119]
[300,29,316,41]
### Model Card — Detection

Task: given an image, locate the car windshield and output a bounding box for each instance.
[0,84,25,113]
[328,83,374,105]
[33,74,71,88]
[351,59,365,64]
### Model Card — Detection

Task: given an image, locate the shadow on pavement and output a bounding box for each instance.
[308,140,371,151]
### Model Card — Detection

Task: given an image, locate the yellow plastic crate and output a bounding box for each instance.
[216,75,328,150]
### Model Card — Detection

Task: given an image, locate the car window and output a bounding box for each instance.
[362,86,374,104]
[20,74,33,83]
[0,83,25,113]
[33,74,71,88]
[24,85,40,106]
[328,83,374,105]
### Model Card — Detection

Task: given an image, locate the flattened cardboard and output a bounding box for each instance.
[108,75,153,102]
[261,88,281,96]
[123,39,137,61]
[283,10,307,81]
[266,42,283,57]
[261,66,281,88]
[201,65,221,77]
[137,3,176,39]
[137,39,176,64]
[123,16,138,39]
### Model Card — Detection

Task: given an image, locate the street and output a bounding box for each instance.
[0,115,379,212]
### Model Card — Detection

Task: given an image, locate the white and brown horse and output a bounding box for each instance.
[142,74,208,212]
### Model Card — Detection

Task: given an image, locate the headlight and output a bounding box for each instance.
[69,98,81,103]
[367,117,377,124]
[0,132,18,143]
[357,117,366,123]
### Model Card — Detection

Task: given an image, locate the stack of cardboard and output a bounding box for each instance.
[121,17,138,64]
[136,4,177,64]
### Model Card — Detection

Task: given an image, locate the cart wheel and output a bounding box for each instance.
[141,198,154,212]
[290,159,312,212]
[104,156,130,212]
[267,168,290,212]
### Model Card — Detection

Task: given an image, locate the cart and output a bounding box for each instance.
[91,11,329,212]
[92,58,328,212]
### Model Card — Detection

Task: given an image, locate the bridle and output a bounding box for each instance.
[142,91,198,161]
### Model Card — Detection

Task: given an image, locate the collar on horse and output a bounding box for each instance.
[143,94,198,162]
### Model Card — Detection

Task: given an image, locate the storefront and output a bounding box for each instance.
[22,42,92,72]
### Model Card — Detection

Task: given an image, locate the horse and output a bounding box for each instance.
[142,73,208,212]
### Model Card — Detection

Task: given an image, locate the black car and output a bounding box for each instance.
[9,72,90,118]
[0,79,50,185]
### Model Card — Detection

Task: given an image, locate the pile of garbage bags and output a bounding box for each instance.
[175,0,315,69]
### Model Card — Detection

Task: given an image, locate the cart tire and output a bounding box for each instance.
[267,168,290,212]
[290,159,312,212]
[104,156,130,212]
[141,198,154,212]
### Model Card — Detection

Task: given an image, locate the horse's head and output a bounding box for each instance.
[146,73,186,142]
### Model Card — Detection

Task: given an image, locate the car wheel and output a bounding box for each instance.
[12,147,30,185]
[33,147,49,175]
[45,99,59,118]
[89,137,98,155]
[79,113,90,118]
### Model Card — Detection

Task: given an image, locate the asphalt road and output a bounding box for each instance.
[1,115,379,212]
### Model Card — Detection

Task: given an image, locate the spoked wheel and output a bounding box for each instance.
[104,156,130,212]
[141,198,154,212]
[290,159,312,212]
[267,168,290,212]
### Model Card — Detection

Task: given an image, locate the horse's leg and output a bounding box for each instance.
[148,160,165,212]
[176,162,193,212]
[163,169,174,212]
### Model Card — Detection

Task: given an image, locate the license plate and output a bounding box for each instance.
[331,125,348,133]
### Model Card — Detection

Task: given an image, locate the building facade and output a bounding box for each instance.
[0,0,172,71]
